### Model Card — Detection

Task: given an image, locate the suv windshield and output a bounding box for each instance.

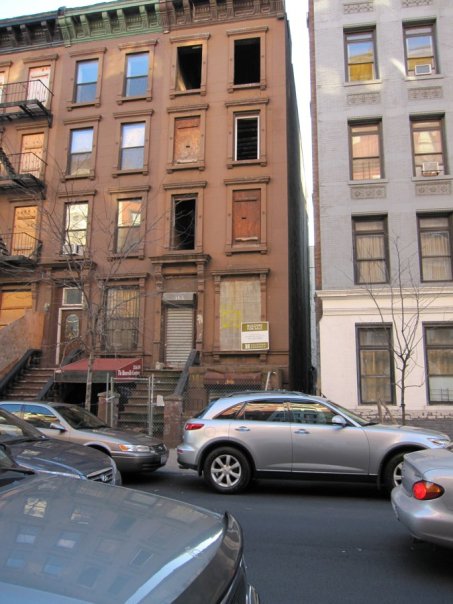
[55,405,108,430]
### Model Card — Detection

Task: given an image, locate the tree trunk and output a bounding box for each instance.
[85,350,94,412]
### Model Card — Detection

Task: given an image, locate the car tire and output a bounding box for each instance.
[383,453,405,493]
[203,447,251,494]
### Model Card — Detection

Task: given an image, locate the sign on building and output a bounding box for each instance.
[241,322,269,351]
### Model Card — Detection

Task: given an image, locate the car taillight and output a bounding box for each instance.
[185,422,204,431]
[412,480,444,500]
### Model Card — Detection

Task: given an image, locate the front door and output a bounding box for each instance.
[57,308,83,364]
[27,66,51,105]
[12,206,37,255]
[20,133,44,178]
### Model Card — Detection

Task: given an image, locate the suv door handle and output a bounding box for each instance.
[235,426,251,432]
[294,428,310,434]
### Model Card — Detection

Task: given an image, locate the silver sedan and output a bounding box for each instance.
[0,401,168,475]
[392,447,453,548]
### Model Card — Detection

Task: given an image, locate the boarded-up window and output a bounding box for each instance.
[232,189,260,243]
[174,116,201,164]
[0,291,32,328]
[20,133,44,178]
[220,278,261,350]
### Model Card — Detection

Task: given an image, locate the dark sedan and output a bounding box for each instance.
[0,444,259,604]
[0,407,121,484]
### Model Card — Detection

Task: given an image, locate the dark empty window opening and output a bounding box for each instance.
[176,46,202,91]
[172,197,196,250]
[235,116,259,161]
[234,38,260,85]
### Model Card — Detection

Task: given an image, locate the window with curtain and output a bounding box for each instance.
[357,326,394,404]
[418,215,452,282]
[349,121,383,180]
[411,118,445,176]
[425,325,453,403]
[353,217,388,284]
[104,287,139,351]
[345,29,377,82]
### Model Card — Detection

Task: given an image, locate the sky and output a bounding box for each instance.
[0,0,312,202]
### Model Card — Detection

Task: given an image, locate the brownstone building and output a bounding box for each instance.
[0,0,310,417]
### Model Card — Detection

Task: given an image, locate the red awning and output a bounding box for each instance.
[55,358,143,383]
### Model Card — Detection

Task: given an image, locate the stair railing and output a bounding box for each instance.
[0,349,41,398]
[36,347,84,401]
[173,349,200,397]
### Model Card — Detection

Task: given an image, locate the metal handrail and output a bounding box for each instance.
[0,349,41,397]
[173,349,200,396]
[36,347,84,401]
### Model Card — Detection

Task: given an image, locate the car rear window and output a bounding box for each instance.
[214,403,244,419]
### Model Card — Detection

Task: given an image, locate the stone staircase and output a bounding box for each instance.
[1,366,56,401]
[116,369,181,431]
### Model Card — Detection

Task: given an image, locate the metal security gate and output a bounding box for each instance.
[108,376,164,437]
[165,306,194,366]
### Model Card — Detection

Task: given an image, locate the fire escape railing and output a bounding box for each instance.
[0,80,53,125]
[0,231,42,262]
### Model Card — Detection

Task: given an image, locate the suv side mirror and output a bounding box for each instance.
[332,415,348,427]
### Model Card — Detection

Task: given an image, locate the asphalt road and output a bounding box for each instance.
[124,454,453,604]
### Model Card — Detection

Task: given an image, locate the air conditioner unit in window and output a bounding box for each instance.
[62,243,84,256]
[414,63,432,76]
[421,161,440,176]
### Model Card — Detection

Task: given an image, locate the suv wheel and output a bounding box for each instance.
[383,452,405,493]
[203,447,251,494]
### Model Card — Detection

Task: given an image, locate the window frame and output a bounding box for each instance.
[62,202,88,255]
[352,215,389,285]
[213,270,269,355]
[349,119,384,181]
[67,127,94,178]
[103,285,141,353]
[227,26,268,92]
[116,40,157,104]
[417,213,453,283]
[163,182,205,254]
[226,98,268,168]
[410,115,447,178]
[344,27,378,83]
[356,324,395,405]
[424,323,453,404]
[63,116,100,180]
[224,177,269,255]
[167,104,208,172]
[169,33,209,99]
[115,197,142,256]
[403,21,438,77]
[112,110,152,176]
[67,48,105,109]
[109,186,149,259]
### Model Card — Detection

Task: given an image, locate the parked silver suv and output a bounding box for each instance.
[177,391,451,494]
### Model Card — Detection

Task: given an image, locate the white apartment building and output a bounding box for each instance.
[310,0,453,418]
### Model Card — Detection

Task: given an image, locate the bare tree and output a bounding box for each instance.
[363,237,439,424]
